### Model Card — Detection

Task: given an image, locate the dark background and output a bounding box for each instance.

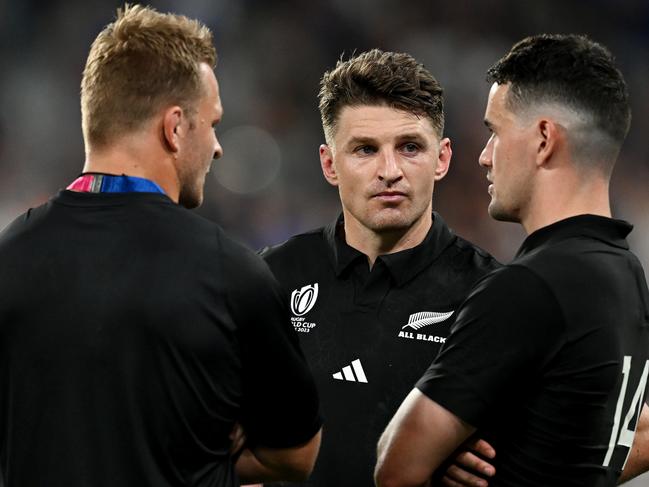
[1,0,648,263]
[1,1,648,483]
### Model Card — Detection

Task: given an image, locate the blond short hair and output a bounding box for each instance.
[81,4,216,148]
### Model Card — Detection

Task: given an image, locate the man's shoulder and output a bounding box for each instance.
[0,200,52,248]
[441,233,502,279]
[451,234,500,265]
[258,226,332,294]
[259,226,328,264]
[511,236,612,286]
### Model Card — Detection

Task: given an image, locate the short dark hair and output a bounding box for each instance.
[487,34,631,166]
[318,49,444,142]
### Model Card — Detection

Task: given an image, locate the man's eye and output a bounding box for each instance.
[402,143,419,153]
[356,145,375,155]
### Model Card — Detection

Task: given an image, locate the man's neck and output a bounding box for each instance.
[342,211,433,268]
[521,172,611,235]
[83,137,180,203]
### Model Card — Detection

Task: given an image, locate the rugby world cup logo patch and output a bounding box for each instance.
[291,283,319,316]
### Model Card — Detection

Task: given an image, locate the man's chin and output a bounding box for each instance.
[365,206,433,232]
[178,190,203,209]
[367,215,414,234]
[488,202,518,223]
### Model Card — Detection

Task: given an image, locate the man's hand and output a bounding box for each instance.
[229,422,247,456]
[231,423,264,487]
[437,438,496,487]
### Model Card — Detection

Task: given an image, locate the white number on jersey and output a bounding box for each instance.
[603,356,649,467]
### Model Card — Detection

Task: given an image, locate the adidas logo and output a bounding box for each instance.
[402,311,454,330]
[332,359,368,383]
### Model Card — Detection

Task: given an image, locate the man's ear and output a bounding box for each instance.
[320,144,339,187]
[434,138,452,181]
[536,118,560,167]
[162,106,184,154]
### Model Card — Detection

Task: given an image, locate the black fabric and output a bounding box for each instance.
[0,190,321,487]
[417,214,649,486]
[260,212,500,486]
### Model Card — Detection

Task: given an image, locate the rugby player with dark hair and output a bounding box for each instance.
[261,49,500,486]
[376,34,649,487]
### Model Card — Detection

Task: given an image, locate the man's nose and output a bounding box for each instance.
[378,150,403,184]
[479,137,493,168]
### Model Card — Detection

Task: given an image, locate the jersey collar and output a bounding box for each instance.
[325,212,456,286]
[325,215,366,276]
[517,214,632,258]
[67,173,165,194]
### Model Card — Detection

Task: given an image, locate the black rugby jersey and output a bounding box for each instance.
[261,212,500,486]
[418,215,649,486]
[0,190,321,487]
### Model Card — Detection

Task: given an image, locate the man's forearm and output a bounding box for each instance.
[619,404,649,484]
[235,429,322,484]
[236,448,285,483]
[375,389,475,487]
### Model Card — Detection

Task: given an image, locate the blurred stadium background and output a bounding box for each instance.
[1,0,648,484]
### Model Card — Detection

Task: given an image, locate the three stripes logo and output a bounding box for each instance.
[402,311,454,330]
[290,283,319,316]
[332,359,368,383]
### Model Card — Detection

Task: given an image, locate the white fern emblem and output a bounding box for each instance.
[402,311,454,330]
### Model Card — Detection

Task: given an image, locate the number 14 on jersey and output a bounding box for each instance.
[603,355,649,468]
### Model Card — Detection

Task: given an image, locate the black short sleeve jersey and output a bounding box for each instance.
[417,215,649,487]
[260,213,500,486]
[0,190,321,487]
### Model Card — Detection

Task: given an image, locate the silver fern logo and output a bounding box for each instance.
[290,283,319,316]
[402,311,454,330]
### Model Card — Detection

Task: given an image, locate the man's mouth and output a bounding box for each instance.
[373,191,407,202]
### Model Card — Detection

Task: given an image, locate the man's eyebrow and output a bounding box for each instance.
[344,131,429,148]
[395,132,426,141]
[345,135,378,147]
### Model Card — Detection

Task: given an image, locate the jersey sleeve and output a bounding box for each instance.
[223,237,322,448]
[416,265,564,427]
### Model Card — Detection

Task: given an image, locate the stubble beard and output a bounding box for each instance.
[365,202,429,235]
[177,160,207,209]
[488,197,520,223]
[178,186,203,209]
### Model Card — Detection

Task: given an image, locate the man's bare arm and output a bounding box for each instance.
[235,428,322,484]
[375,389,476,487]
[619,403,649,484]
